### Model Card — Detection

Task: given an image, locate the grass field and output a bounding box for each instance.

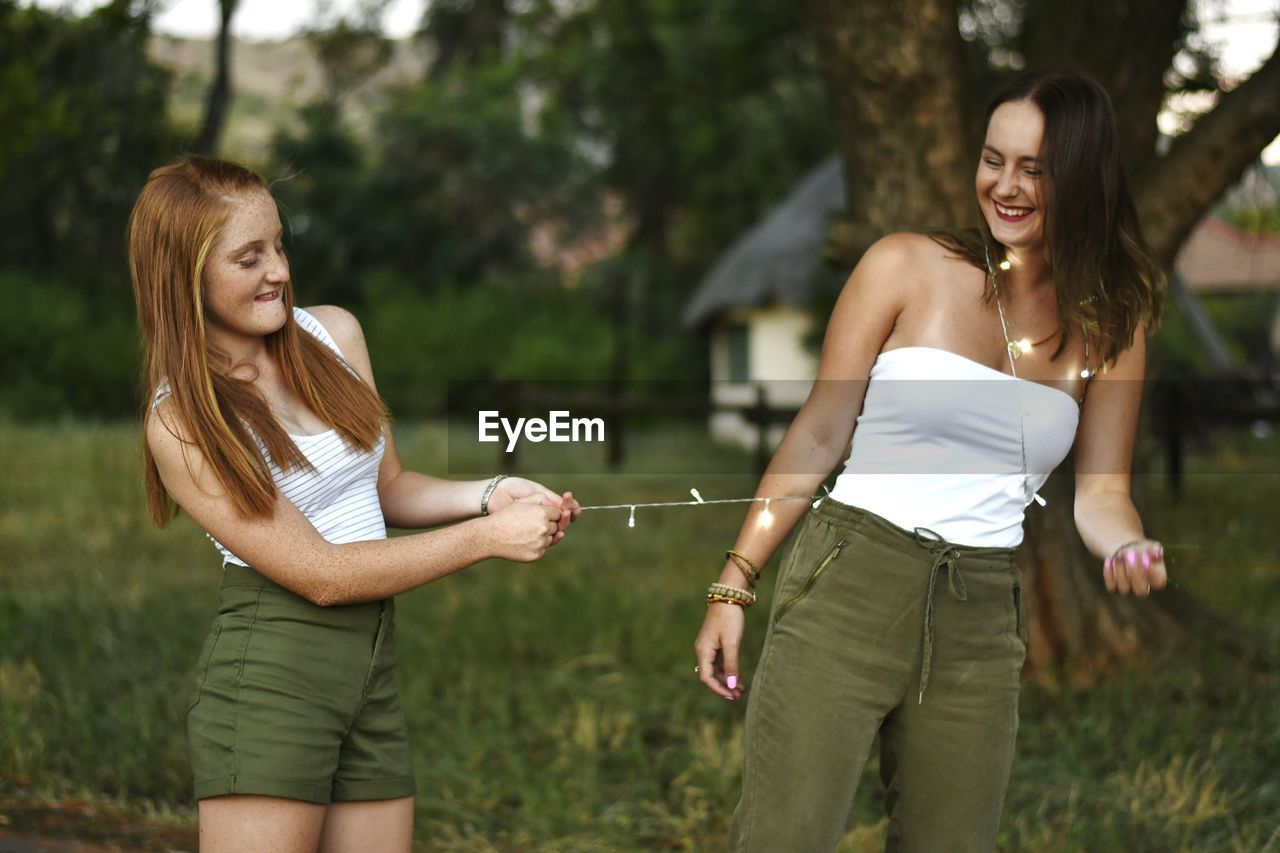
[0,419,1276,851]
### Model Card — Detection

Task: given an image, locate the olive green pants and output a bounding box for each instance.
[731,499,1028,852]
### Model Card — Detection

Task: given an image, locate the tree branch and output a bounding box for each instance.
[193,0,238,156]
[1136,43,1280,266]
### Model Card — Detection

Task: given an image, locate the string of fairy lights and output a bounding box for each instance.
[577,487,830,528]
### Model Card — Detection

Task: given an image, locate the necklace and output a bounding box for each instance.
[994,286,1028,368]
[985,246,1042,507]
[986,244,1029,371]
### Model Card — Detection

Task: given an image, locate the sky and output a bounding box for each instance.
[27,0,426,39]
[23,0,1280,162]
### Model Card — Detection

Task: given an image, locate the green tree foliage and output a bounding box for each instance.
[0,0,180,417]
[366,62,591,287]
[419,0,511,76]
[269,61,592,301]
[305,0,394,102]
[3,0,847,414]
[269,101,371,306]
[0,0,178,289]
[521,0,833,325]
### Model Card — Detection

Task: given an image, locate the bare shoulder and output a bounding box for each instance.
[303,304,365,350]
[861,232,939,268]
[842,233,946,315]
[144,396,219,498]
[864,232,954,288]
[301,304,377,387]
[1095,321,1147,383]
[145,395,189,454]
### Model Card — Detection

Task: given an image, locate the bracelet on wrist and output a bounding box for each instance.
[707,595,748,609]
[480,474,507,517]
[726,549,761,586]
[706,581,756,607]
[1108,539,1146,561]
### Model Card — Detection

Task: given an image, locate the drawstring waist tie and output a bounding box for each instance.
[913,527,967,704]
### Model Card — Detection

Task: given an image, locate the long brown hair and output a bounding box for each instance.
[931,71,1166,370]
[128,155,387,525]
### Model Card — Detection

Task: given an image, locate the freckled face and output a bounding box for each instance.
[202,191,290,345]
[976,99,1047,252]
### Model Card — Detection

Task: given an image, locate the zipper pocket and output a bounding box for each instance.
[774,538,847,624]
[1012,583,1028,646]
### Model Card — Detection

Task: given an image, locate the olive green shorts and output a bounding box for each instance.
[186,564,415,805]
[732,498,1027,852]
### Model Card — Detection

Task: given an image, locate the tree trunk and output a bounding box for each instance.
[193,0,238,156]
[1019,0,1188,173]
[1020,38,1280,683]
[1018,464,1190,687]
[803,0,1280,683]
[804,0,972,261]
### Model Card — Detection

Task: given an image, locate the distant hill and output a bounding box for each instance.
[149,34,428,165]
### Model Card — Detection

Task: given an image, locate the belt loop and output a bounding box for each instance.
[912,527,967,704]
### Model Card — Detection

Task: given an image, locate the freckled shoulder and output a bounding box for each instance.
[301,304,378,388]
[302,305,363,351]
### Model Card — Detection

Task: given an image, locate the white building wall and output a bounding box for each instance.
[710,304,818,450]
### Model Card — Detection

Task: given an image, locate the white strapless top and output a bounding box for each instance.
[829,346,1080,547]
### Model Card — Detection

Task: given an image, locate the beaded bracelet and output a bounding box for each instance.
[707,581,757,606]
[706,595,748,608]
[726,550,761,585]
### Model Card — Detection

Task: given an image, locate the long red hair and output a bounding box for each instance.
[128,156,387,524]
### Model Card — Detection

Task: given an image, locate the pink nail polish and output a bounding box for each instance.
[1104,557,1112,573]
[727,675,738,690]
[1142,553,1151,568]
[1126,550,1136,568]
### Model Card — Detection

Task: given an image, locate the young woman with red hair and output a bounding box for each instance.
[129,155,580,851]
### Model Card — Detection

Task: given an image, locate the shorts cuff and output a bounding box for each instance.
[332,776,417,802]
[194,774,333,805]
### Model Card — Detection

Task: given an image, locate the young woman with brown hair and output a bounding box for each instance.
[694,71,1168,851]
[129,155,580,851]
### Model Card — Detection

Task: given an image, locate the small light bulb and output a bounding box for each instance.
[998,259,1011,271]
[1017,339,1032,355]
[690,488,705,503]
[628,506,636,528]
[758,498,775,529]
[1079,368,1091,379]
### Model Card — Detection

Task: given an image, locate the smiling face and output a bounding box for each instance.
[201,190,290,351]
[976,99,1047,253]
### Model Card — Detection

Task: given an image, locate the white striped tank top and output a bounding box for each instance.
[153,307,387,567]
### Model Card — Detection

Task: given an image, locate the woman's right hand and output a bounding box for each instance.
[695,602,746,700]
[484,495,564,562]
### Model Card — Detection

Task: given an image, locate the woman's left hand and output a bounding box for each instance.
[1103,539,1166,597]
[487,478,582,542]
